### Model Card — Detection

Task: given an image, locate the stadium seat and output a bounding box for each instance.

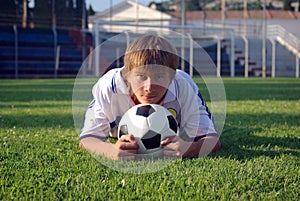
[0,26,94,78]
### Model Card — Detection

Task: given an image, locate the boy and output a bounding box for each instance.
[79,34,221,160]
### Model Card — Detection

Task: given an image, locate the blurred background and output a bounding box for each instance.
[0,0,299,78]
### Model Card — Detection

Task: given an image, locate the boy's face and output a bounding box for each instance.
[127,66,172,104]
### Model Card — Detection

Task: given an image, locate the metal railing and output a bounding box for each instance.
[267,25,300,78]
[0,25,92,78]
[92,21,236,77]
[268,24,300,56]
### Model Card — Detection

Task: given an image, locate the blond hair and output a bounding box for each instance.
[122,34,178,77]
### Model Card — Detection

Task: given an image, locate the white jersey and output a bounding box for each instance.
[80,67,217,141]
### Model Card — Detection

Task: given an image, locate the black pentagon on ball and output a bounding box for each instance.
[167,115,178,133]
[141,130,161,149]
[136,105,156,117]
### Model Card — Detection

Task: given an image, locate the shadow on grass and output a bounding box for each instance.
[211,113,300,160]
[0,89,73,102]
[197,78,300,101]
[215,131,300,160]
[0,103,72,108]
[225,112,300,127]
[0,113,75,129]
[0,80,76,102]
[224,82,300,101]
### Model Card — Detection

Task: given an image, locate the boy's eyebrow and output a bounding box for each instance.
[134,70,166,74]
[133,66,170,74]
[133,70,146,74]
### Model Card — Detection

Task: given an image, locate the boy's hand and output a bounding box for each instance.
[161,135,221,159]
[114,134,139,154]
[161,136,191,158]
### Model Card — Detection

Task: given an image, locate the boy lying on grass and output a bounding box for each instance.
[79,34,221,160]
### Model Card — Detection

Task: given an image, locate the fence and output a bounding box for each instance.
[80,21,236,78]
[1,22,299,78]
[85,21,299,78]
[0,25,93,78]
[207,19,300,78]
[267,25,300,78]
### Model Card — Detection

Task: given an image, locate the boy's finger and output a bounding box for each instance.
[120,141,139,150]
[120,134,136,142]
[161,136,176,145]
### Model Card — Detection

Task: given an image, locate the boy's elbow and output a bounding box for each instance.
[212,139,221,151]
[79,140,86,149]
[78,137,93,150]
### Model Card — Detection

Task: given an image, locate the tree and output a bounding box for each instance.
[76,0,88,29]
[0,0,32,27]
[0,0,17,25]
[0,0,17,17]
[33,0,87,29]
[34,0,52,27]
[186,0,202,11]
[283,0,291,10]
[56,0,77,28]
[88,4,95,16]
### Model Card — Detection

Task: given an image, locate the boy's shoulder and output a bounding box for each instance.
[95,68,120,87]
[175,69,195,84]
[101,68,120,80]
[175,69,191,79]
[174,69,198,92]
[93,67,127,95]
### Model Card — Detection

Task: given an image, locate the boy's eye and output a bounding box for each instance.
[136,74,147,80]
[157,74,165,79]
[134,73,168,83]
[154,74,167,82]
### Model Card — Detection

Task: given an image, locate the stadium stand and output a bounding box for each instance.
[0,26,93,78]
[96,32,232,77]
[0,26,243,78]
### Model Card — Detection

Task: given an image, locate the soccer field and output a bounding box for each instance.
[0,78,299,200]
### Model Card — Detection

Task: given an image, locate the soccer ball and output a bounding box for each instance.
[118,104,178,154]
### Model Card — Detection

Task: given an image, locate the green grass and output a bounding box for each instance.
[0,78,300,200]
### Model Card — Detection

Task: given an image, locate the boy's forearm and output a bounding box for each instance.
[184,136,221,158]
[80,137,116,159]
[80,136,221,160]
[79,136,137,160]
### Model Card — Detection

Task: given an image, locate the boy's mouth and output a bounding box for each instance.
[144,95,155,99]
[142,94,157,100]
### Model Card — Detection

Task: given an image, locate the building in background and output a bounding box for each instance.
[88,0,175,33]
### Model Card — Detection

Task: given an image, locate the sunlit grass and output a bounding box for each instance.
[0,78,299,200]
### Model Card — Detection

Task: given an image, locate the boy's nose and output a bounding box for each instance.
[144,78,153,91]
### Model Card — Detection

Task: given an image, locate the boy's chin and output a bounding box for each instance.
[139,98,159,104]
